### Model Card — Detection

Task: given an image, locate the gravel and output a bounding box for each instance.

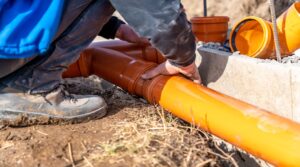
[197,41,231,52]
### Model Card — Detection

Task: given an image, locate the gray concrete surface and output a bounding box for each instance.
[197,47,300,123]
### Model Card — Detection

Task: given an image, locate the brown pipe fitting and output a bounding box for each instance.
[89,47,157,95]
[90,40,143,52]
[63,40,166,82]
[63,43,166,102]
[62,51,92,78]
[141,75,170,104]
[191,16,230,43]
[62,62,81,78]
[90,40,166,64]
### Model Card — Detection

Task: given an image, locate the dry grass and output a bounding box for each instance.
[82,105,237,167]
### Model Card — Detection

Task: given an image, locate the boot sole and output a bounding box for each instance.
[0,104,108,127]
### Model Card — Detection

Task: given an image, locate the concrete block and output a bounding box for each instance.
[290,66,300,122]
[295,49,300,57]
[197,47,300,122]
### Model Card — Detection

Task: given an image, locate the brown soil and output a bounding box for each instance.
[0,76,262,167]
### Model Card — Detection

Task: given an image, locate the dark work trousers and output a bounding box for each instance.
[0,0,195,94]
[0,0,115,94]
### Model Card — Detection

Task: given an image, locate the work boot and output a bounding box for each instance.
[0,85,107,126]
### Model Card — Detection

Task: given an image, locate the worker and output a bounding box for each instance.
[0,0,201,126]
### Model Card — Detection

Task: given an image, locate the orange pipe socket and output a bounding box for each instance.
[190,16,230,43]
[63,42,300,166]
[229,16,275,59]
[230,2,300,58]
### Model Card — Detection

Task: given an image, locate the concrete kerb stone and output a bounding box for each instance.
[290,66,300,122]
[197,47,300,123]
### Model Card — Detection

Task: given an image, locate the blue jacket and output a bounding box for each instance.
[0,0,64,59]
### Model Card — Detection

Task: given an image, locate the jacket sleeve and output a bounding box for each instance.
[150,11,196,66]
[109,0,196,67]
[98,16,125,39]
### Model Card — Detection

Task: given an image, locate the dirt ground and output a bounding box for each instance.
[1,1,294,166]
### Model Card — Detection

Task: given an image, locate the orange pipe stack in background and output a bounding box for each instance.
[230,2,300,58]
[190,16,229,43]
[63,41,300,166]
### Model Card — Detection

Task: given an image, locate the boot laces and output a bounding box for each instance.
[60,85,78,103]
[40,85,78,105]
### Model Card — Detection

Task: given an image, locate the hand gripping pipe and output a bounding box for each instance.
[63,41,300,166]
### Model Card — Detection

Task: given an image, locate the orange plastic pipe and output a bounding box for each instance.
[63,40,165,78]
[63,42,300,166]
[229,16,276,59]
[277,2,300,55]
[230,2,300,58]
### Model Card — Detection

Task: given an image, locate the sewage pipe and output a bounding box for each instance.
[190,16,229,43]
[63,40,165,79]
[229,16,275,59]
[90,40,165,64]
[190,0,229,43]
[230,2,300,58]
[63,42,300,166]
[276,2,300,55]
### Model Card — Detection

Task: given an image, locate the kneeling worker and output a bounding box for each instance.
[0,0,201,125]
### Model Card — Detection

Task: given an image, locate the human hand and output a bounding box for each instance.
[141,60,202,84]
[116,24,150,45]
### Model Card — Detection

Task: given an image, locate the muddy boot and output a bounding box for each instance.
[0,85,107,126]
